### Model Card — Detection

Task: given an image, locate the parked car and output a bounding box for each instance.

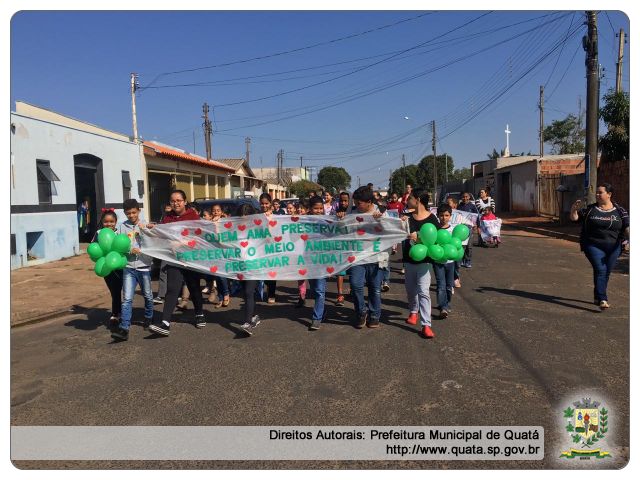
[192,197,260,217]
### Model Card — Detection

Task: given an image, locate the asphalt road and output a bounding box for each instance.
[11,228,629,469]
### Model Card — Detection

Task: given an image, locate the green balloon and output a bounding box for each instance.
[94,257,113,277]
[443,244,458,261]
[428,244,445,261]
[450,237,462,250]
[436,229,452,245]
[111,234,131,254]
[409,243,428,262]
[105,251,122,270]
[454,247,465,262]
[418,223,438,246]
[118,254,129,269]
[98,228,116,253]
[87,242,105,262]
[452,224,470,241]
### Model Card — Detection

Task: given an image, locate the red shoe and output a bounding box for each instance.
[422,326,435,338]
[406,313,418,325]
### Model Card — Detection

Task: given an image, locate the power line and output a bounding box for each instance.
[543,12,577,89]
[545,38,583,103]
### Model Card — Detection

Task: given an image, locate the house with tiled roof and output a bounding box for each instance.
[214,158,265,198]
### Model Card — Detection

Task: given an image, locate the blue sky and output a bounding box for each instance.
[10,10,630,189]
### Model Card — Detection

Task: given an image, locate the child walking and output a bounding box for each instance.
[92,209,122,331]
[305,196,329,330]
[433,204,456,319]
[111,199,154,341]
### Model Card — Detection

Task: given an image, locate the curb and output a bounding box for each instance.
[11,298,107,329]
[502,223,580,243]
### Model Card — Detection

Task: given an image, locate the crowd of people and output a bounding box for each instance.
[94,184,502,342]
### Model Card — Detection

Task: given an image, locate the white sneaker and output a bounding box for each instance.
[599,300,610,310]
[250,315,261,328]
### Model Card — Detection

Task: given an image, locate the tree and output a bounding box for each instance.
[288,179,322,198]
[543,114,585,154]
[449,167,472,183]
[599,89,629,162]
[317,166,351,193]
[486,148,505,160]
[416,154,455,192]
[389,164,420,194]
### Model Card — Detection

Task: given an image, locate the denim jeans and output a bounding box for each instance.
[433,261,455,311]
[404,262,433,327]
[583,243,622,302]
[349,263,382,320]
[214,275,230,300]
[120,268,154,330]
[308,278,327,321]
[381,267,390,284]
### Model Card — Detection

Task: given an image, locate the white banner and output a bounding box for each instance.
[140,214,409,280]
[429,208,478,227]
[480,219,502,241]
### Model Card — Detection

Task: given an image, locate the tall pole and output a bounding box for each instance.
[539,85,544,157]
[245,137,251,166]
[401,153,406,194]
[432,121,437,203]
[584,11,599,204]
[202,103,212,160]
[444,153,448,184]
[130,73,139,142]
[615,28,625,93]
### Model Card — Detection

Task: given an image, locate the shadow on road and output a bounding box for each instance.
[474,286,600,313]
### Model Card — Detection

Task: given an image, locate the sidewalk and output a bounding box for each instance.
[10,253,109,327]
[500,214,581,242]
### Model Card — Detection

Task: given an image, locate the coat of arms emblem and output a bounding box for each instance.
[560,398,611,459]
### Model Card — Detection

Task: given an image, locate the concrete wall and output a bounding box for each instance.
[10,111,142,269]
[598,159,629,210]
[495,161,538,214]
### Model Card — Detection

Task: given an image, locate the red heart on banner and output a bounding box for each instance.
[301,234,309,241]
[357,229,366,235]
[326,267,335,274]
[291,216,299,222]
[298,269,307,275]
[238,224,247,231]
[194,228,202,235]
[187,240,196,248]
[268,271,277,278]
[210,266,218,273]
[240,241,249,248]
[224,222,232,229]
[374,226,383,232]
[181,229,189,236]
[274,236,282,242]
[356,217,364,222]
[254,219,262,226]
[269,220,277,227]
[347,256,356,263]
[237,273,244,280]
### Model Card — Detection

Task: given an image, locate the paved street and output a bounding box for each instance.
[11,227,629,469]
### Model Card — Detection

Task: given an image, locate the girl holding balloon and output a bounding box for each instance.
[402,190,440,339]
[434,204,457,319]
[90,209,123,330]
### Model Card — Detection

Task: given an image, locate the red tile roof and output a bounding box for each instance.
[143,141,236,173]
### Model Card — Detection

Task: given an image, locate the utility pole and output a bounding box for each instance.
[444,153,448,184]
[357,176,361,187]
[202,103,212,160]
[431,121,437,203]
[245,137,251,166]
[401,153,406,194]
[583,11,599,204]
[130,73,139,141]
[616,28,626,93]
[539,85,544,157]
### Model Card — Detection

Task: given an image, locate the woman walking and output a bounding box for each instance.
[570,183,629,310]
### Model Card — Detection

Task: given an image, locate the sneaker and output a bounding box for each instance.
[422,325,435,338]
[309,319,321,331]
[440,309,449,319]
[110,327,129,341]
[153,297,164,304]
[381,282,390,292]
[149,320,171,336]
[599,300,610,310]
[406,313,418,325]
[267,297,276,304]
[454,279,461,288]
[108,315,119,331]
[143,317,153,330]
[250,315,261,329]
[295,297,306,308]
[356,312,368,329]
[194,314,206,328]
[401,267,405,275]
[367,317,380,328]
[336,295,345,307]
[201,287,210,295]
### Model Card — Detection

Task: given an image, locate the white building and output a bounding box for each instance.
[10,102,144,269]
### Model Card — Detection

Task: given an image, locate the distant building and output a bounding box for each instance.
[215,159,264,199]
[10,102,144,269]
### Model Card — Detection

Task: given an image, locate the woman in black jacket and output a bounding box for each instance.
[570,183,629,310]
